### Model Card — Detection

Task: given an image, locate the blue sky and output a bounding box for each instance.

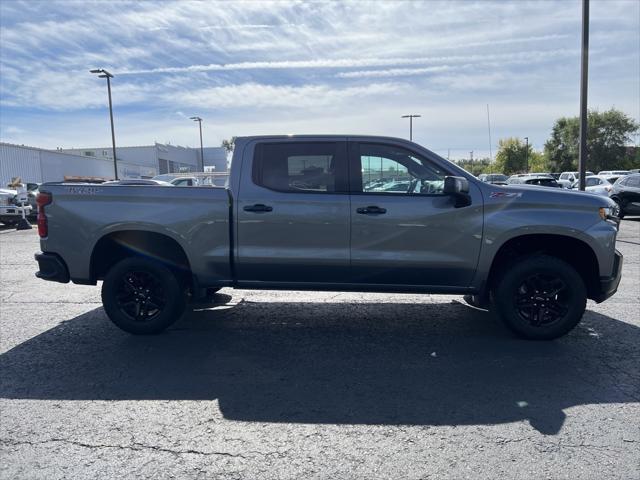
[0,0,638,159]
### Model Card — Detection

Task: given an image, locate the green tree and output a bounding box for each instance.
[456,157,492,176]
[544,109,639,172]
[495,137,535,175]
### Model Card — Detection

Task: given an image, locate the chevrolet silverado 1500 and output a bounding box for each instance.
[35,135,622,339]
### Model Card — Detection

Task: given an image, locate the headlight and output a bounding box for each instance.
[599,205,619,220]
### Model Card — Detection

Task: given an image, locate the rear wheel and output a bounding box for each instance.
[493,255,586,340]
[102,257,187,334]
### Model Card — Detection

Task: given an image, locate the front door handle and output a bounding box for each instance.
[243,204,273,213]
[356,206,387,215]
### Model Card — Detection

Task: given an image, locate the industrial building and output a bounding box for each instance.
[60,143,227,177]
[0,142,227,185]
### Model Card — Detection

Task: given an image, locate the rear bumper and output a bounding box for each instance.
[35,252,70,283]
[593,249,623,303]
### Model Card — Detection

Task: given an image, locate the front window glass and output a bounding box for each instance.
[359,143,446,195]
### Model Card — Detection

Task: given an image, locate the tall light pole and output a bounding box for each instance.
[524,136,529,173]
[90,69,118,179]
[190,116,204,171]
[578,0,590,191]
[401,114,421,141]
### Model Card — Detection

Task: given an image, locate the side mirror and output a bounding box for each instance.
[443,176,471,208]
[443,176,469,195]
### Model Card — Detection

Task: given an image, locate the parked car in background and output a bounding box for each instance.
[558,171,595,188]
[580,175,614,196]
[152,172,229,187]
[609,173,640,219]
[598,170,629,176]
[508,175,562,188]
[170,177,199,187]
[0,187,32,226]
[550,173,561,180]
[479,174,508,185]
[102,179,174,186]
[506,174,529,184]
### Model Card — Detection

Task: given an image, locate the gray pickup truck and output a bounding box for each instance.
[35,135,622,340]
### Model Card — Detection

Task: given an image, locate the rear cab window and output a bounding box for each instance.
[253,142,348,193]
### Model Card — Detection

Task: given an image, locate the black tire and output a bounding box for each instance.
[102,257,187,334]
[493,255,586,340]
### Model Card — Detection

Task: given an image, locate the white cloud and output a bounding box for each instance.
[0,0,637,155]
[174,82,404,109]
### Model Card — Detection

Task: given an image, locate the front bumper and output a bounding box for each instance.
[593,249,623,303]
[0,205,32,218]
[35,252,70,283]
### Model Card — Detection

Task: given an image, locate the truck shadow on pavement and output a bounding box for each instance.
[1,296,638,435]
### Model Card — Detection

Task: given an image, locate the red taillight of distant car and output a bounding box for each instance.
[36,192,52,238]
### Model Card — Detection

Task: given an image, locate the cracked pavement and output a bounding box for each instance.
[1,220,639,479]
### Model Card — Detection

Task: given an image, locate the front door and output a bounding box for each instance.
[349,141,483,287]
[236,140,351,284]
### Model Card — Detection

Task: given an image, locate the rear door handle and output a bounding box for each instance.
[243,204,273,213]
[356,206,387,215]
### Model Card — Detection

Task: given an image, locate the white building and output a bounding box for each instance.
[0,142,228,185]
[60,143,227,177]
[0,142,117,185]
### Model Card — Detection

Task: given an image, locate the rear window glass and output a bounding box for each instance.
[253,142,347,193]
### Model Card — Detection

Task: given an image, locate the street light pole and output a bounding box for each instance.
[90,69,118,179]
[578,0,590,191]
[524,136,529,173]
[401,114,421,141]
[190,116,204,171]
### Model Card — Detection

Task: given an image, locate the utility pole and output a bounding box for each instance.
[190,116,204,171]
[578,0,590,191]
[90,69,118,179]
[524,137,529,173]
[401,114,421,141]
[486,104,493,161]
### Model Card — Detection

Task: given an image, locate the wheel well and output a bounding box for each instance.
[487,234,600,299]
[91,230,192,287]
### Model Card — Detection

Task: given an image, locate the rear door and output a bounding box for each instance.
[348,140,483,287]
[236,140,351,283]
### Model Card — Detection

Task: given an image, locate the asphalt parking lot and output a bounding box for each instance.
[1,220,638,479]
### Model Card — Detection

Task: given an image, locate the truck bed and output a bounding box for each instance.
[39,183,232,287]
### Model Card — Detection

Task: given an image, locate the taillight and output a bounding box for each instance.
[36,192,52,238]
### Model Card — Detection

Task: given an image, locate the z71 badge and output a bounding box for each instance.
[490,191,522,198]
[66,186,101,195]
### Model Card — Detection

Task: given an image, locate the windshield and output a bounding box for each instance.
[152,174,178,182]
[486,174,508,182]
[525,178,560,187]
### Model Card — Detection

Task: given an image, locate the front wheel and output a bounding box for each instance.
[493,255,586,340]
[102,257,187,334]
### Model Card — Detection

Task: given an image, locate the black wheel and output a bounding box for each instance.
[102,257,187,334]
[493,255,586,340]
